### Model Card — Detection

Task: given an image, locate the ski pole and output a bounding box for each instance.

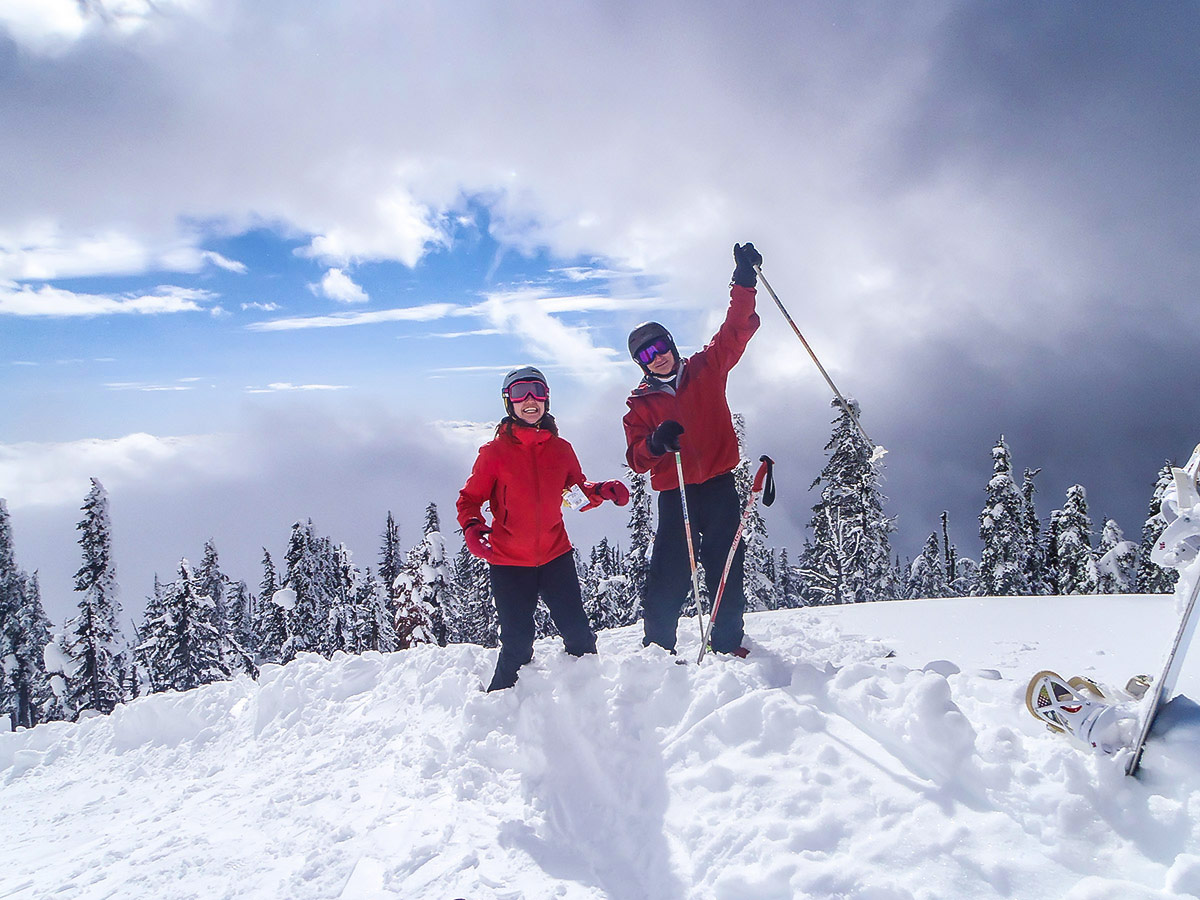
[674,450,707,647]
[698,456,775,664]
[754,265,887,463]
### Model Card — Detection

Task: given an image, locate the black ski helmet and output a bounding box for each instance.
[501,365,550,417]
[627,321,679,374]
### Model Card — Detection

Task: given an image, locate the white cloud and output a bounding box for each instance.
[241,301,280,311]
[314,268,368,304]
[201,251,248,274]
[0,226,244,282]
[243,383,349,393]
[0,283,213,317]
[0,432,232,508]
[245,302,460,332]
[0,0,201,55]
[476,288,622,379]
[104,382,194,392]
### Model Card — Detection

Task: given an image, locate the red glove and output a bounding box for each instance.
[579,480,630,511]
[598,480,630,506]
[463,521,495,562]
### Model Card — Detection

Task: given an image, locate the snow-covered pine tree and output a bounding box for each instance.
[1055,484,1099,595]
[196,540,228,641]
[976,437,1033,597]
[396,503,452,646]
[774,548,804,608]
[1043,509,1063,595]
[378,511,403,611]
[907,533,951,599]
[328,543,360,654]
[351,567,397,653]
[951,556,980,597]
[1021,467,1049,595]
[10,571,57,727]
[0,497,22,724]
[1137,462,1179,594]
[621,467,652,624]
[0,503,57,727]
[1097,519,1140,594]
[733,413,773,611]
[132,575,165,695]
[254,548,288,663]
[226,580,255,660]
[63,478,125,717]
[280,520,335,663]
[448,543,496,647]
[139,559,230,692]
[584,537,632,631]
[798,399,897,605]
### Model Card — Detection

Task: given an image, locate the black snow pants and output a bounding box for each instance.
[487,549,597,692]
[644,471,746,655]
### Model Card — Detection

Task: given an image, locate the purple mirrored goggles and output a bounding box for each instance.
[636,338,672,365]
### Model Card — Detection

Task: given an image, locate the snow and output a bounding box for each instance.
[3,596,1200,899]
[272,587,297,610]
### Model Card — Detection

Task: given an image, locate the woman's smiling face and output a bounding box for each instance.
[515,396,546,425]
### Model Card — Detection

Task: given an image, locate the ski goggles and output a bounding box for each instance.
[636,338,672,365]
[503,379,549,402]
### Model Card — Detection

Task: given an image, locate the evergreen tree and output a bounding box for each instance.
[378,511,403,610]
[328,543,360,654]
[1055,484,1099,595]
[585,538,633,631]
[227,579,255,660]
[798,399,897,604]
[733,413,773,611]
[976,437,1033,597]
[8,569,56,728]
[1137,462,1180,594]
[396,504,451,646]
[907,533,951,599]
[63,478,125,717]
[1021,468,1049,594]
[1043,509,1063,595]
[0,498,23,724]
[774,548,804,609]
[351,567,398,653]
[280,520,335,663]
[254,548,288,663]
[139,559,230,692]
[941,511,958,588]
[951,556,980,597]
[448,544,496,647]
[1097,519,1140,594]
[622,468,653,624]
[196,540,228,641]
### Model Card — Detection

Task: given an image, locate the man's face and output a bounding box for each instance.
[646,350,676,376]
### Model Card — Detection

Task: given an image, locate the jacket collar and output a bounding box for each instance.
[510,423,553,445]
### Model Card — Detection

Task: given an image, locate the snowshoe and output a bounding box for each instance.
[1025,670,1122,753]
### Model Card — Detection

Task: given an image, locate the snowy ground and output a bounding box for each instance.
[3,595,1200,900]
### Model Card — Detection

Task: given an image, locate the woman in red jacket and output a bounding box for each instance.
[457,366,629,691]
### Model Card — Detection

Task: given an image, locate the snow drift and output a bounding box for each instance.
[3,597,1200,900]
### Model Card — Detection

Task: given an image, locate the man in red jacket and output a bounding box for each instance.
[623,243,762,657]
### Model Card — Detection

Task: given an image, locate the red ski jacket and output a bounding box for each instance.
[457,423,589,567]
[623,284,760,491]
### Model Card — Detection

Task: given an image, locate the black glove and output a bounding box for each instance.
[647,420,685,456]
[732,242,762,288]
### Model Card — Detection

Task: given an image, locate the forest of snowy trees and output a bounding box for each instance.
[0,403,1181,729]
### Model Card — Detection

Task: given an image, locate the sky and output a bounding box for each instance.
[2,1,1199,625]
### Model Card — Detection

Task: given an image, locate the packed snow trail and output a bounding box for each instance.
[4,600,1200,899]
